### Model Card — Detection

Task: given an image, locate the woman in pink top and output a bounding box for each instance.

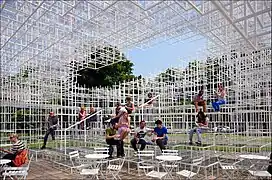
[117,107,130,140]
[79,106,86,129]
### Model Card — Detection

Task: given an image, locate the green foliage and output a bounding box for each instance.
[74,46,140,88]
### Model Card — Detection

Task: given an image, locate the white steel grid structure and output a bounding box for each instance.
[0,1,271,176]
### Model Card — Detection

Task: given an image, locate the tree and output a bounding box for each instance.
[74,45,140,88]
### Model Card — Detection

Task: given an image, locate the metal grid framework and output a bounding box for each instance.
[0,0,271,155]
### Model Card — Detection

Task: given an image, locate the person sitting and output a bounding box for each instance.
[212,84,226,112]
[41,112,58,149]
[117,107,130,141]
[105,123,123,158]
[193,86,207,113]
[1,134,27,167]
[152,120,168,152]
[130,120,152,155]
[188,109,209,146]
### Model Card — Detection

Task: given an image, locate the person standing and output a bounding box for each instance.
[152,120,168,152]
[110,102,122,125]
[78,106,86,130]
[41,112,58,149]
[125,96,134,115]
[212,84,226,111]
[188,109,208,146]
[87,106,98,129]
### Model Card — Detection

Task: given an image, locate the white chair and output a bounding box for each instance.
[162,149,179,156]
[94,147,109,169]
[3,154,33,180]
[146,170,168,179]
[248,170,271,178]
[176,157,204,179]
[215,152,242,180]
[94,147,109,154]
[137,150,155,176]
[69,150,99,179]
[106,157,125,180]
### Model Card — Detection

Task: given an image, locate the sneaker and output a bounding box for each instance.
[188,142,193,145]
[108,156,113,159]
[117,155,122,158]
[195,141,202,146]
[41,146,46,149]
[121,154,125,157]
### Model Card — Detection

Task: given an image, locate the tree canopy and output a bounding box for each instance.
[73,46,141,88]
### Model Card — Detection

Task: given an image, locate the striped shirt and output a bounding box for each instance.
[11,140,25,154]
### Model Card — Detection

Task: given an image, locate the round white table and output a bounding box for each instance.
[239,154,269,160]
[156,155,182,179]
[0,144,12,148]
[156,155,182,161]
[85,154,109,159]
[0,159,11,165]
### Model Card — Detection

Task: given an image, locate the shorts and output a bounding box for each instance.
[118,125,130,134]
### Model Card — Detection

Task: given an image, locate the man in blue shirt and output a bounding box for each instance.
[152,120,168,151]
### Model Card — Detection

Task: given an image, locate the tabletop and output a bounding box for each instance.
[0,159,11,165]
[0,144,12,148]
[156,155,182,161]
[239,154,269,160]
[85,153,109,159]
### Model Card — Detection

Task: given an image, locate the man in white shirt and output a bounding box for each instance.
[130,120,152,154]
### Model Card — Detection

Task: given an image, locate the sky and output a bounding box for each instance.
[128,37,207,77]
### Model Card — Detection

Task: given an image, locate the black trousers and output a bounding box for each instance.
[2,153,16,166]
[43,128,55,146]
[131,138,146,151]
[106,139,123,157]
[156,139,167,152]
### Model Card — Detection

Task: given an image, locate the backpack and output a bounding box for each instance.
[13,149,28,167]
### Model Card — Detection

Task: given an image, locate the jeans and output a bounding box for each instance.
[189,127,207,143]
[43,128,56,147]
[2,153,16,166]
[131,138,146,151]
[212,100,226,111]
[106,139,122,157]
[156,139,167,152]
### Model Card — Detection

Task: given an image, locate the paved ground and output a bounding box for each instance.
[23,158,270,180]
[27,159,156,180]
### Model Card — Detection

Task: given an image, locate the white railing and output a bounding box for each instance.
[63,110,103,154]
[138,95,161,121]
